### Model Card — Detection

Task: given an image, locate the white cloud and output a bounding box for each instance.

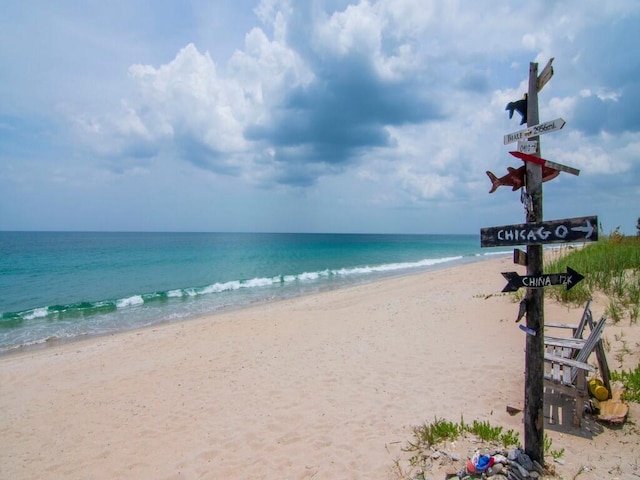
[554,144,628,175]
[397,165,456,200]
[3,0,640,233]
[129,43,249,152]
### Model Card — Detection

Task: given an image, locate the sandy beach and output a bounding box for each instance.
[1,256,639,479]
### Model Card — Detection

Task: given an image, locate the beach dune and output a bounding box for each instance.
[1,256,638,479]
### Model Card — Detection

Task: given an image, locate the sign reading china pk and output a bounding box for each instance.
[481,216,598,248]
[501,267,585,293]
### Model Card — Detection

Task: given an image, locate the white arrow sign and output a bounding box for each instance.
[504,118,566,145]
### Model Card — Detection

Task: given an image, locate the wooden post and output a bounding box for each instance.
[524,62,545,463]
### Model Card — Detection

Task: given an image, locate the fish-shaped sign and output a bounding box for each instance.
[486,165,559,193]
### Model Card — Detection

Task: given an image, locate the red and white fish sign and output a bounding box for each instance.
[509,151,580,176]
[486,165,559,193]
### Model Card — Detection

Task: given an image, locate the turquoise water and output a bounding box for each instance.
[0,232,508,352]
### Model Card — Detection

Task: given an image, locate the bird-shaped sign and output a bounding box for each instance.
[505,93,528,125]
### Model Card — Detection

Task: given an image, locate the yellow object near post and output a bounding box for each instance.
[589,378,609,401]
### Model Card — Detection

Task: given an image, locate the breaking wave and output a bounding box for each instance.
[0,251,510,353]
[1,256,464,326]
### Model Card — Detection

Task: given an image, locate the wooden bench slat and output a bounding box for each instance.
[545,322,579,330]
[543,337,586,349]
[544,353,596,371]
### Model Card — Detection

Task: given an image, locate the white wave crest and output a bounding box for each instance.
[483,250,511,257]
[200,281,241,294]
[332,256,463,276]
[24,307,50,320]
[153,255,469,306]
[298,271,320,281]
[243,277,278,288]
[116,295,144,308]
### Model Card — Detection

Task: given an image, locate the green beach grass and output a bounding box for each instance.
[545,230,640,324]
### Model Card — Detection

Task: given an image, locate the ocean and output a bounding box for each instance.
[0,231,508,353]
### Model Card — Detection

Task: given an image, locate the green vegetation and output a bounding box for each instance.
[611,363,640,403]
[468,419,504,443]
[404,417,521,469]
[407,417,461,452]
[543,434,565,460]
[545,230,640,324]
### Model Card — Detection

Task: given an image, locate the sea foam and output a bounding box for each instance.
[23,307,50,320]
[1,232,498,353]
[116,295,144,308]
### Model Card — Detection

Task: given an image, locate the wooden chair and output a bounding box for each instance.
[545,298,611,395]
[545,298,593,340]
[544,316,607,427]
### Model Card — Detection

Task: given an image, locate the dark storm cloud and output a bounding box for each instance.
[244,50,442,185]
[176,134,241,176]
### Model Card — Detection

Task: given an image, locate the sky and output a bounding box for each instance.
[1,1,639,235]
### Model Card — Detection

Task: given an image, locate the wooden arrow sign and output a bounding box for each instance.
[513,249,528,266]
[501,266,585,292]
[503,118,566,145]
[481,215,598,247]
[537,57,554,92]
[509,151,580,176]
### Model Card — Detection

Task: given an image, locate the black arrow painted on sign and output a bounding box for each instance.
[501,267,585,293]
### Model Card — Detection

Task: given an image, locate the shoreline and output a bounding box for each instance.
[2,255,638,479]
[0,252,509,357]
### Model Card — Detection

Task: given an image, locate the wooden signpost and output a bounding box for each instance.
[480,58,597,463]
[522,61,545,464]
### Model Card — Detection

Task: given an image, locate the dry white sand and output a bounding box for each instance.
[1,256,638,479]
